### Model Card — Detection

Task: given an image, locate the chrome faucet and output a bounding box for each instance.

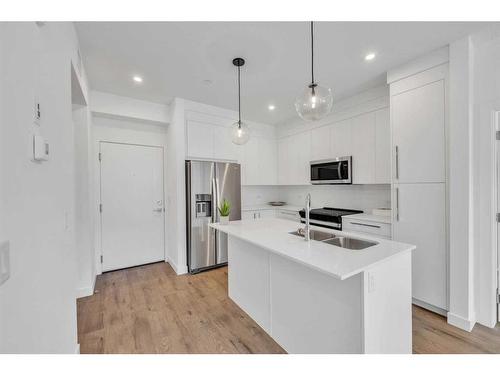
[304,193,311,241]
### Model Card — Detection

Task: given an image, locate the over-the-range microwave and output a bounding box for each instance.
[310,156,352,184]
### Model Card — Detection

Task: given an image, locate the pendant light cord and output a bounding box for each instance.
[238,65,241,127]
[310,21,315,86]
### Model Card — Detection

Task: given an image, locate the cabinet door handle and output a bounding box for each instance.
[349,222,381,229]
[395,187,400,221]
[395,145,399,180]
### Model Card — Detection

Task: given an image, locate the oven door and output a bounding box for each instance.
[310,156,352,184]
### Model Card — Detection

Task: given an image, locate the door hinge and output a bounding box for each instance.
[98,152,102,161]
[496,131,500,141]
[497,213,500,223]
[99,203,103,213]
[100,255,103,264]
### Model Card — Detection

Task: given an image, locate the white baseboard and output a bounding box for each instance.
[76,274,96,299]
[75,343,80,354]
[447,312,476,332]
[166,258,188,275]
[412,298,447,316]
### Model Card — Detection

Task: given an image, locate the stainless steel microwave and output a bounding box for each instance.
[310,156,352,184]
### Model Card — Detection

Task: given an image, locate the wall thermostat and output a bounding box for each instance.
[33,135,49,161]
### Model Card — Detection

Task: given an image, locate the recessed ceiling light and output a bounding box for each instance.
[268,105,275,111]
[133,75,143,83]
[365,53,376,61]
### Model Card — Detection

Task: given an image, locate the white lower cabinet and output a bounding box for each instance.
[243,208,300,221]
[276,209,300,222]
[242,209,276,220]
[342,217,391,239]
[392,183,447,311]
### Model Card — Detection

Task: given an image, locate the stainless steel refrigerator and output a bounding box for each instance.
[186,160,241,274]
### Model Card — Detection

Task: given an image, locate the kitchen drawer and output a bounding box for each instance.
[342,218,391,239]
[276,209,300,222]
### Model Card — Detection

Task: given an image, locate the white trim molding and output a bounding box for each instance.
[166,258,188,275]
[387,47,449,84]
[447,311,476,332]
[76,274,96,299]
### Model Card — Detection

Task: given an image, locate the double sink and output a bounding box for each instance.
[289,228,377,250]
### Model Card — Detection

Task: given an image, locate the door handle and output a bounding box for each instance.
[395,187,400,221]
[153,208,163,212]
[395,145,399,180]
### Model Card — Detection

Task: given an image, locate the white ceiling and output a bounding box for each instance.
[76,22,488,125]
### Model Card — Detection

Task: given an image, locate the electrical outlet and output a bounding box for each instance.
[0,241,10,286]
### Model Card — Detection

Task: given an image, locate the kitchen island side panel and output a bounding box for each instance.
[269,253,363,353]
[228,236,271,334]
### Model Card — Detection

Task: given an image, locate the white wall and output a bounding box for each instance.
[165,98,187,274]
[73,106,95,298]
[90,91,170,124]
[0,22,86,353]
[448,37,476,330]
[242,186,283,207]
[470,25,500,328]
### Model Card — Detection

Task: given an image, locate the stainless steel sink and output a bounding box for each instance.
[322,236,377,250]
[289,228,377,250]
[289,229,335,241]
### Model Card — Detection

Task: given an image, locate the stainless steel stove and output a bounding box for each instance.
[298,207,363,230]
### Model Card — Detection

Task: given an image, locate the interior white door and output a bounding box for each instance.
[100,142,164,272]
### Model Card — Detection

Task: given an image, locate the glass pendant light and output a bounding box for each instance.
[231,57,250,145]
[295,22,333,121]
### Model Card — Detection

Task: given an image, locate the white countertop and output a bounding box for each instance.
[210,218,414,280]
[342,213,392,224]
[241,204,303,212]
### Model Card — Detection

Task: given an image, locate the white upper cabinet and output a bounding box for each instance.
[391,79,446,184]
[330,119,352,158]
[259,137,278,185]
[241,137,278,185]
[186,118,277,185]
[310,125,331,162]
[240,137,260,185]
[351,112,376,184]
[375,108,391,183]
[278,137,290,185]
[294,131,311,185]
[213,125,239,161]
[277,110,390,186]
[278,132,310,185]
[186,120,214,159]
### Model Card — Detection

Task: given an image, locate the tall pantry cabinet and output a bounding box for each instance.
[389,62,448,313]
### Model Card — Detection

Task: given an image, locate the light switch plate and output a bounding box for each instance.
[0,241,10,286]
[33,135,49,161]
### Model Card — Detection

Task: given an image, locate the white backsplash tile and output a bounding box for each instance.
[242,184,391,213]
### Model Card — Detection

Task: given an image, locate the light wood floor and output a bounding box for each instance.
[77,262,500,354]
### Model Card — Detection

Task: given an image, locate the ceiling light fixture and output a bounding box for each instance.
[295,21,333,121]
[133,75,143,83]
[268,105,275,111]
[365,53,376,61]
[231,58,250,145]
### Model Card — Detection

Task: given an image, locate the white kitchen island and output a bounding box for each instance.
[210,218,416,354]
